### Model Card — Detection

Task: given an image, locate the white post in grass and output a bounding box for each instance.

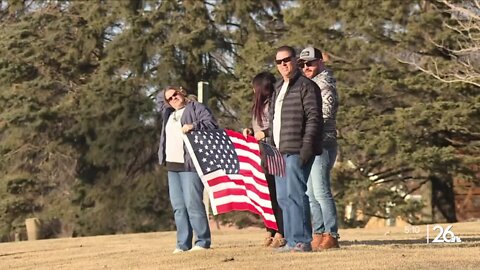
[25,218,42,240]
[197,81,211,220]
[197,81,209,104]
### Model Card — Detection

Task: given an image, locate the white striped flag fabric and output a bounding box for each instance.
[183,129,278,230]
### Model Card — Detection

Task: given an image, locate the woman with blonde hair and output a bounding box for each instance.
[156,86,218,254]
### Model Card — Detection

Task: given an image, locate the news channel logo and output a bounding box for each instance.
[404,224,462,243]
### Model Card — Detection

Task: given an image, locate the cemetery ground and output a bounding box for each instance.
[1,221,479,270]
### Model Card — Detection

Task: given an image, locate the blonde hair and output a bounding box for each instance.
[163,86,200,104]
[164,85,186,95]
[163,85,189,100]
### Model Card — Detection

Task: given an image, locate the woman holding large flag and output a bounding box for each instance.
[156,86,218,254]
[243,72,285,248]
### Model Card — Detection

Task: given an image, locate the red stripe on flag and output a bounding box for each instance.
[188,129,278,231]
[232,141,261,155]
[207,173,270,199]
[238,168,268,187]
[237,157,264,176]
[208,177,274,209]
[216,202,278,230]
[204,171,273,206]
[213,189,273,215]
[204,169,276,226]
[211,188,275,215]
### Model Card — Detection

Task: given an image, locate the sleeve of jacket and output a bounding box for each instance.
[155,90,168,114]
[315,73,337,123]
[267,95,276,146]
[300,80,323,163]
[191,102,219,130]
[321,84,337,123]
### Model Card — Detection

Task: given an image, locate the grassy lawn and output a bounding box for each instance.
[1,221,479,269]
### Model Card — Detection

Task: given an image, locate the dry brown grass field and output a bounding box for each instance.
[1,221,479,270]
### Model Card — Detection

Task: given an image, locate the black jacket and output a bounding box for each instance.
[268,71,323,164]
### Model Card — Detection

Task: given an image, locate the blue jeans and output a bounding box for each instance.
[275,154,314,246]
[168,171,211,250]
[306,144,339,238]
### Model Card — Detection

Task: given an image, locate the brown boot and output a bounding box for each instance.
[263,232,273,247]
[318,234,339,250]
[270,233,286,248]
[311,233,324,251]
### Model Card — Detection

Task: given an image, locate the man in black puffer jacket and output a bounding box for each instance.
[268,45,323,252]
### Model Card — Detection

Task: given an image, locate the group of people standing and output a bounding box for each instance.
[156,45,339,253]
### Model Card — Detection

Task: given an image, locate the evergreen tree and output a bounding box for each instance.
[0,0,286,238]
[0,1,169,237]
[1,0,477,239]
[283,0,479,224]
[219,0,285,128]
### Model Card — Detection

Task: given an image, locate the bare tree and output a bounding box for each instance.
[398,0,480,87]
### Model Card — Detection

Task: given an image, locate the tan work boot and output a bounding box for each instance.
[270,233,286,248]
[318,234,340,250]
[263,232,274,247]
[311,233,324,251]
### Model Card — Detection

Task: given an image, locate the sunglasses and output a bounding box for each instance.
[299,60,317,68]
[166,92,179,102]
[275,56,292,65]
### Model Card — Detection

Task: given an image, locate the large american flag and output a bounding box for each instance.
[183,129,278,230]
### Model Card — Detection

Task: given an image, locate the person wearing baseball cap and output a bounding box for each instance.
[299,46,323,61]
[270,46,323,252]
[298,47,324,79]
[299,46,341,251]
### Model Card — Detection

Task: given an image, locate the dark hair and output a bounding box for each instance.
[252,72,276,127]
[276,45,296,58]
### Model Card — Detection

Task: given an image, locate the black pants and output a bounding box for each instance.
[265,173,284,236]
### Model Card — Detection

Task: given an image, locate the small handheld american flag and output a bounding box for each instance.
[259,141,285,177]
